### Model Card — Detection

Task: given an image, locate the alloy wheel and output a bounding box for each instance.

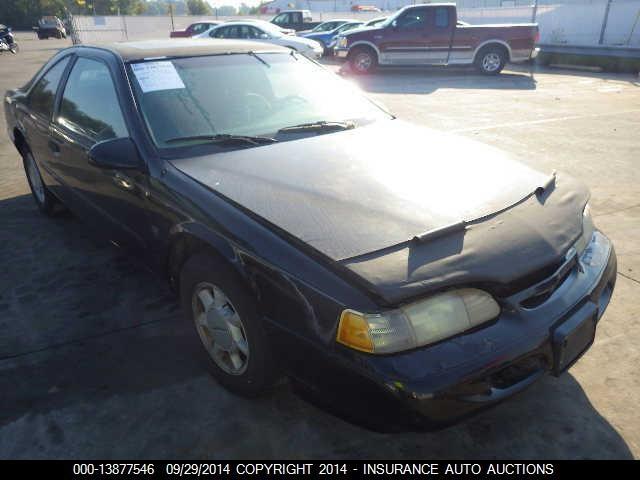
[191,282,250,375]
[354,52,372,73]
[482,52,501,72]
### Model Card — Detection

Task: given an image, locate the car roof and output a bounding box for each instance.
[219,20,273,27]
[405,2,455,6]
[79,39,289,61]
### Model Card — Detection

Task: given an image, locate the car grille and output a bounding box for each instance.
[520,255,577,308]
[504,248,579,310]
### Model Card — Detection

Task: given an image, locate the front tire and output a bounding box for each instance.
[23,151,58,215]
[349,47,378,75]
[180,252,280,397]
[475,46,507,75]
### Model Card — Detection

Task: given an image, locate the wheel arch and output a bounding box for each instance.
[12,127,29,156]
[348,41,381,59]
[166,223,239,293]
[473,40,512,63]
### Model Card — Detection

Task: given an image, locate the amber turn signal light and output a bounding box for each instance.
[336,310,374,353]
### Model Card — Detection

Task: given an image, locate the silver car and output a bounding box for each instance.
[194,21,323,59]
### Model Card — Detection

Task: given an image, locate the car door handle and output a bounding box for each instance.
[113,171,136,191]
[48,139,61,156]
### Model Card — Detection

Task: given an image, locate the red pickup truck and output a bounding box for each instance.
[334,3,539,74]
[170,21,220,38]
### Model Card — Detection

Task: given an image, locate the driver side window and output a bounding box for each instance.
[396,8,429,30]
[57,57,128,143]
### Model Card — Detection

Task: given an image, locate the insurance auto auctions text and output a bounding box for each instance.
[229,462,555,476]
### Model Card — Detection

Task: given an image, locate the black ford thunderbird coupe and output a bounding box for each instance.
[4,40,616,431]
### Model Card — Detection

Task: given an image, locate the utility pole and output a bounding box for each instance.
[531,0,539,24]
[599,0,613,45]
[626,6,640,45]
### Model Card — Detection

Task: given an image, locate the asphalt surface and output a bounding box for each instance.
[1,34,638,459]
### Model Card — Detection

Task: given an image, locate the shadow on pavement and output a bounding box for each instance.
[326,61,537,95]
[0,194,633,459]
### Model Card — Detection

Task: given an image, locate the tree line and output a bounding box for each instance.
[0,1,265,29]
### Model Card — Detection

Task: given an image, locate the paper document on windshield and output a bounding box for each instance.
[131,61,185,93]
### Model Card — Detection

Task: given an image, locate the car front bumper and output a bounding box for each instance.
[283,231,617,431]
[305,48,323,60]
[335,48,348,59]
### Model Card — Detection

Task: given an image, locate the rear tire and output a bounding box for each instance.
[475,46,507,75]
[349,46,378,75]
[23,150,58,216]
[180,252,280,397]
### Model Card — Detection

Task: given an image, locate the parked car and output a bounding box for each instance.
[301,21,365,56]
[364,16,388,27]
[35,16,66,39]
[170,21,221,38]
[233,18,295,36]
[5,40,616,432]
[335,3,539,74]
[195,22,323,59]
[297,19,350,36]
[270,10,322,32]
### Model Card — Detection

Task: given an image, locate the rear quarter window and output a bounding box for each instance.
[57,57,128,142]
[28,56,71,119]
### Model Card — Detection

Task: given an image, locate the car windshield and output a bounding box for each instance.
[368,18,387,26]
[312,21,342,32]
[128,52,389,152]
[338,23,363,33]
[380,9,406,28]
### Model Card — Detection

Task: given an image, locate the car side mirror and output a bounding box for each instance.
[391,20,398,29]
[88,137,142,170]
[259,33,270,39]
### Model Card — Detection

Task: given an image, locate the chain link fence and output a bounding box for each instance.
[68,0,640,47]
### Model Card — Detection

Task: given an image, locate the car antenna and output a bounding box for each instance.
[248,51,270,67]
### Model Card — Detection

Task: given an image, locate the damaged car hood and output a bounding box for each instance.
[172,119,589,304]
[172,119,552,260]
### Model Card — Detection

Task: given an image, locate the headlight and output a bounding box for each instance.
[337,36,348,48]
[574,203,595,256]
[337,288,500,354]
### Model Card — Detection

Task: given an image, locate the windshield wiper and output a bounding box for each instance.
[277,121,355,134]
[165,134,278,146]
[248,51,270,67]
